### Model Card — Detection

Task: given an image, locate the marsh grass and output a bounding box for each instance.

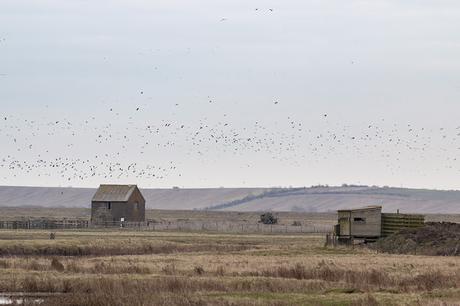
[248,263,457,292]
[0,240,253,257]
[0,229,459,305]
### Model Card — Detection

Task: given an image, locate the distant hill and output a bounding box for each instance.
[0,185,459,213]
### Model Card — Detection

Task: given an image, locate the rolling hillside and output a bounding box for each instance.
[0,185,459,213]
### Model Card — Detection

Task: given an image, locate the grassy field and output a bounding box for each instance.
[0,229,459,305]
[0,207,337,225]
[0,207,459,225]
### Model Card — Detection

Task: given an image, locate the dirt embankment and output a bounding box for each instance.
[374,222,460,256]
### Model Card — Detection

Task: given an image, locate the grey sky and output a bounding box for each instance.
[1,0,460,189]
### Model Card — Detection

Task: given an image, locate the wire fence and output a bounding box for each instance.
[145,221,332,234]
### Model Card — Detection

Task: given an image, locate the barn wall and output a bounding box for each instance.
[91,201,145,223]
[126,188,145,222]
[91,202,113,223]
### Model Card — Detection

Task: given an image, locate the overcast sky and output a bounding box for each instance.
[1,0,460,189]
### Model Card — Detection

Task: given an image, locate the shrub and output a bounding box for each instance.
[194,266,205,275]
[260,212,278,225]
[50,258,65,272]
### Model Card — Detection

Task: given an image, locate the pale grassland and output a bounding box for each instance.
[0,207,338,226]
[0,207,458,226]
[0,229,459,305]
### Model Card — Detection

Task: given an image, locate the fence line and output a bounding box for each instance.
[0,220,89,230]
[0,219,332,234]
[145,221,331,234]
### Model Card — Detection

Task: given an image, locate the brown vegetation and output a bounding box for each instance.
[1,262,459,305]
[374,222,460,256]
[0,228,459,305]
[0,237,252,257]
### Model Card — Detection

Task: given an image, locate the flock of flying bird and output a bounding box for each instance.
[1,9,459,186]
[1,97,460,185]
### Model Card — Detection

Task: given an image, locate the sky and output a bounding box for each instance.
[1,0,460,189]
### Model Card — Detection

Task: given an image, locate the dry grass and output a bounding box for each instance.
[0,231,255,256]
[0,229,459,305]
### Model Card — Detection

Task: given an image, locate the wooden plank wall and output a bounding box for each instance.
[381,213,425,237]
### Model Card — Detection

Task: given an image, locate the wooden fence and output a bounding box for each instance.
[381,213,425,237]
[0,219,332,234]
[0,220,90,230]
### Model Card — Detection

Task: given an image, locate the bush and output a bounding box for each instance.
[194,266,205,275]
[260,212,278,225]
[51,258,65,272]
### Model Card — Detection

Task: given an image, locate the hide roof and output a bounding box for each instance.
[337,205,382,213]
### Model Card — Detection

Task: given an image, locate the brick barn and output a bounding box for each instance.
[91,184,145,224]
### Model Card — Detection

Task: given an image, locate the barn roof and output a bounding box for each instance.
[92,184,139,202]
